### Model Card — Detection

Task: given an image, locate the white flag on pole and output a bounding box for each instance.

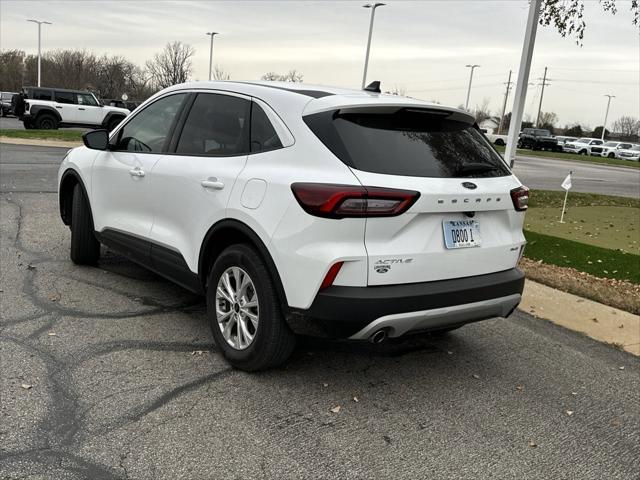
[561,173,572,191]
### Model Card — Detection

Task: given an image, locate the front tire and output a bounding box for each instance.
[206,244,295,371]
[70,183,100,265]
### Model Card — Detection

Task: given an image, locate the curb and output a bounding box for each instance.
[0,136,82,148]
[520,280,639,356]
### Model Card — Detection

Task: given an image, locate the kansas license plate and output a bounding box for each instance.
[443,219,481,249]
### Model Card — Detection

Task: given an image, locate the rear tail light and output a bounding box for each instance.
[291,183,420,219]
[320,261,344,289]
[510,186,529,212]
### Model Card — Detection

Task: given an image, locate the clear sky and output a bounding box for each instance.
[1,0,638,128]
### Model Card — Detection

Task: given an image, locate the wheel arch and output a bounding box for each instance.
[59,168,92,227]
[101,112,126,130]
[198,219,289,310]
[30,105,62,123]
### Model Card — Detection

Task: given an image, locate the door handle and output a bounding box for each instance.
[201,178,224,190]
[78,108,85,110]
[55,106,63,109]
[129,167,145,177]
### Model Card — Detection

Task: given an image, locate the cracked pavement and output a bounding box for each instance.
[1,144,639,479]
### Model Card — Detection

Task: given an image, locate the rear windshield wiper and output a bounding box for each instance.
[455,163,502,175]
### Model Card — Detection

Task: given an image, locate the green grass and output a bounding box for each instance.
[523,230,639,284]
[528,190,639,209]
[0,129,84,142]
[494,144,640,168]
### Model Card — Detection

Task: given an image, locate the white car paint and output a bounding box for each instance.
[59,81,527,314]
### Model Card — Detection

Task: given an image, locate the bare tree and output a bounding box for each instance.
[540,0,639,45]
[474,97,492,123]
[212,65,230,81]
[261,69,303,82]
[146,41,195,89]
[0,50,25,91]
[538,111,558,133]
[612,116,640,141]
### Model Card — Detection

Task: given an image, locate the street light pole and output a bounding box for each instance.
[498,70,513,135]
[206,32,218,81]
[27,19,52,87]
[601,94,615,140]
[464,64,480,110]
[361,3,385,89]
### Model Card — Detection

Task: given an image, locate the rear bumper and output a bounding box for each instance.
[288,268,525,338]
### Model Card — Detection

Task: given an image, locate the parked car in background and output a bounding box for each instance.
[21,87,129,130]
[592,141,635,158]
[554,136,577,147]
[1,91,17,116]
[58,81,527,370]
[517,128,561,151]
[486,133,508,146]
[562,137,604,155]
[615,144,640,161]
[102,99,141,112]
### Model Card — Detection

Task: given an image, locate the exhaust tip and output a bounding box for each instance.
[370,329,387,344]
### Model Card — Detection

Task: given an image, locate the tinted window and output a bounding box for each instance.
[31,89,52,101]
[304,108,510,178]
[251,103,282,152]
[77,93,98,106]
[114,93,186,153]
[176,93,250,156]
[55,91,76,104]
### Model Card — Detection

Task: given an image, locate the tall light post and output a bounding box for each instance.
[601,94,615,140]
[361,3,385,89]
[27,19,52,87]
[206,32,218,81]
[464,64,480,110]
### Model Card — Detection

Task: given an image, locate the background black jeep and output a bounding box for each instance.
[517,128,562,151]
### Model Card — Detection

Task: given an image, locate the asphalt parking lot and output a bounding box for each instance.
[1,147,639,479]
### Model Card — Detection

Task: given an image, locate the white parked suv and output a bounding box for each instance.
[58,81,527,370]
[615,144,640,161]
[562,137,604,155]
[22,87,129,130]
[592,141,635,158]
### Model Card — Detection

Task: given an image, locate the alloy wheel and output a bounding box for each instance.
[215,266,259,350]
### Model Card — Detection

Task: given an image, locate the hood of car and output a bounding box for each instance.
[102,105,129,115]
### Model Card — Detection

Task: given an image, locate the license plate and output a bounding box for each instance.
[443,219,481,249]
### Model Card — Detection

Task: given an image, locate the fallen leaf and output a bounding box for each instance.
[446,350,453,355]
[21,383,32,390]
[47,332,57,336]
[591,317,598,323]
[528,441,537,448]
[47,293,59,302]
[323,383,328,388]
[190,350,207,356]
[619,366,625,370]
[516,385,524,391]
[565,410,574,416]
[330,405,341,414]
[352,396,359,403]
[472,374,480,379]
[571,392,578,396]
[618,324,624,329]
[27,264,36,270]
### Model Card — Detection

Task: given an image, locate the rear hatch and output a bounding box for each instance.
[304,105,526,286]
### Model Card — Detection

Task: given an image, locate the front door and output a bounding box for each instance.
[90,92,189,253]
[75,92,103,126]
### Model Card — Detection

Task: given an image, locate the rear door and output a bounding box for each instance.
[148,91,251,273]
[304,107,526,286]
[53,90,77,123]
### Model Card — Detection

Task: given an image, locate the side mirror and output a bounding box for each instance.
[83,129,109,150]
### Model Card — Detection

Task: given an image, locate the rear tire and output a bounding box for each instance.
[206,244,295,371]
[70,183,100,265]
[608,153,615,158]
[36,113,57,130]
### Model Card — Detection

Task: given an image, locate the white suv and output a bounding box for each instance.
[22,87,129,130]
[58,81,527,371]
[563,137,604,155]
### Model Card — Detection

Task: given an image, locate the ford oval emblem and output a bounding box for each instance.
[462,182,477,190]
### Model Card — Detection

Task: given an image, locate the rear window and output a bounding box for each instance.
[304,108,510,178]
